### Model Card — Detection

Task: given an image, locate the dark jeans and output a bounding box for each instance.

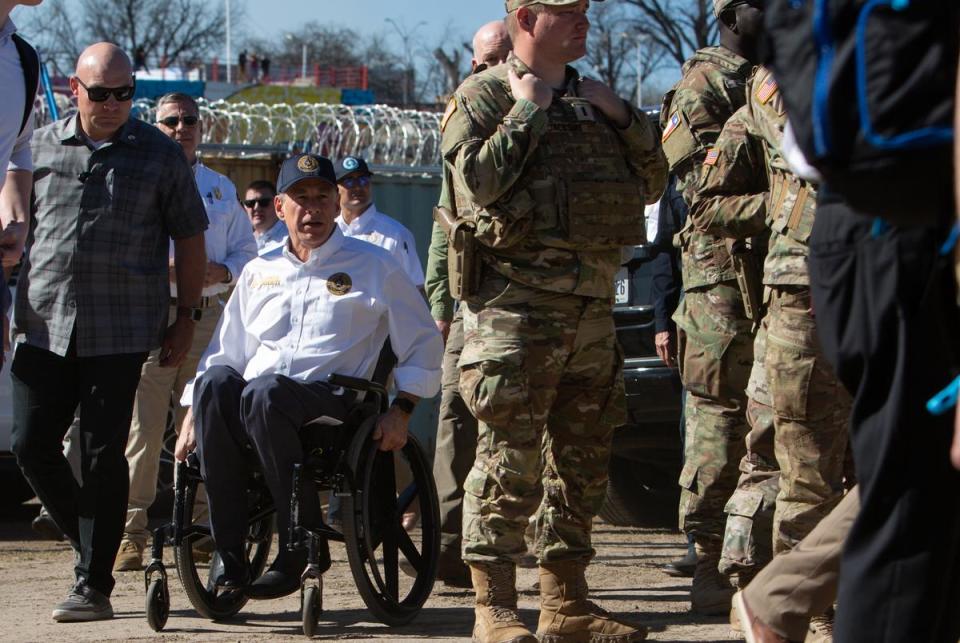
[809,195,960,643]
[11,342,147,596]
[192,366,351,563]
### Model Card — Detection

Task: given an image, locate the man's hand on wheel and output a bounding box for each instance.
[175,407,196,462]
[373,406,410,452]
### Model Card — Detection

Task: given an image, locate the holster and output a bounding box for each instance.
[434,206,481,301]
[728,238,764,324]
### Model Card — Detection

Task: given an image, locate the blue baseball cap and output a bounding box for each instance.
[277,153,337,193]
[336,156,373,181]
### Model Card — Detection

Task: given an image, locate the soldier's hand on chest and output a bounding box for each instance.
[577,78,630,128]
[508,68,553,110]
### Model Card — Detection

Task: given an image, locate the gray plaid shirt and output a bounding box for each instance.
[14,115,209,357]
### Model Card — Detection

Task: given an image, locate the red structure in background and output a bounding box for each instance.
[208,58,367,89]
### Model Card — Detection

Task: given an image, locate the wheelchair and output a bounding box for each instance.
[142,373,441,637]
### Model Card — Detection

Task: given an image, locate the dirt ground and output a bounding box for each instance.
[0,501,739,643]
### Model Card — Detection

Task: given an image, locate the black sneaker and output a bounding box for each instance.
[51,582,114,622]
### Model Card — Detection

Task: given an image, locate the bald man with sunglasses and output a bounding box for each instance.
[10,43,208,622]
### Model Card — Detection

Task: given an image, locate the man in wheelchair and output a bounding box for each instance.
[174,153,442,599]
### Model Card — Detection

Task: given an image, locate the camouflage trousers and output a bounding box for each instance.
[766,286,850,554]
[459,282,625,564]
[674,281,753,544]
[720,315,779,578]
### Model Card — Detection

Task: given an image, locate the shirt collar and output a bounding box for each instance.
[507,52,580,96]
[58,114,143,147]
[282,224,346,267]
[337,203,378,235]
[1,17,16,41]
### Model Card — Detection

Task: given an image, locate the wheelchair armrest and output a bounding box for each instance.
[329,373,389,411]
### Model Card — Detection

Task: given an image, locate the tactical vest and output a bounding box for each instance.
[768,168,816,244]
[454,91,646,252]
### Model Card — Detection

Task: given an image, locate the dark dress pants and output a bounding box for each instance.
[193,366,350,567]
[808,195,960,643]
[11,341,147,597]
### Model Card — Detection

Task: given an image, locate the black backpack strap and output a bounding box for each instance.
[11,33,40,137]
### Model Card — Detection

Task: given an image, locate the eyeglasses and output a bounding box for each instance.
[339,175,371,189]
[158,115,199,128]
[242,197,273,209]
[76,77,136,102]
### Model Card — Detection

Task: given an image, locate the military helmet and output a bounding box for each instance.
[505,0,603,12]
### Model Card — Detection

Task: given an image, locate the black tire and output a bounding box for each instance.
[599,453,680,528]
[341,416,439,626]
[145,577,170,632]
[173,474,274,620]
[301,584,321,637]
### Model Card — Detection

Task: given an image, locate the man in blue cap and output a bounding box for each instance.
[175,153,442,597]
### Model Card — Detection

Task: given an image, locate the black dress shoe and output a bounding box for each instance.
[213,548,250,591]
[662,549,698,577]
[247,547,317,600]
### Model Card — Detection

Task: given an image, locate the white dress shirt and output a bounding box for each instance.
[170,161,258,298]
[256,219,288,256]
[181,226,442,405]
[336,204,425,287]
[0,18,34,191]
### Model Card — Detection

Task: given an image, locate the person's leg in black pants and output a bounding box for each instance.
[241,373,350,596]
[193,365,252,580]
[12,343,147,599]
[809,196,960,642]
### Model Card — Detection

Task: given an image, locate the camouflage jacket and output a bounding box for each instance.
[690,66,817,286]
[441,54,667,300]
[660,46,752,291]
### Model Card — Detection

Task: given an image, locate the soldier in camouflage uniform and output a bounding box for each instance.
[690,66,852,638]
[441,1,666,640]
[658,0,764,615]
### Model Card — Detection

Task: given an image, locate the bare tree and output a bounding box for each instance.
[622,0,717,68]
[79,0,231,69]
[16,0,84,76]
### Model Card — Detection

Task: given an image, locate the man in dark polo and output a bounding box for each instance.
[10,42,208,622]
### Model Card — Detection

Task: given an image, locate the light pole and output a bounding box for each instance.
[225,0,232,83]
[621,31,649,108]
[301,42,308,80]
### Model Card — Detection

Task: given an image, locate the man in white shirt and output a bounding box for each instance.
[335,156,425,289]
[115,92,257,572]
[175,153,442,598]
[242,179,287,256]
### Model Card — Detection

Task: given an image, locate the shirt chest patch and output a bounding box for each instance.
[327,272,352,296]
[250,275,282,288]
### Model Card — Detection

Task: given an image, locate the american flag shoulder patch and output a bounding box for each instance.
[756,76,778,105]
[704,148,720,166]
[662,112,682,141]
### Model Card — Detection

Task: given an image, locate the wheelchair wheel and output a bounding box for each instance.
[173,476,274,620]
[145,577,169,632]
[301,584,322,637]
[341,415,440,626]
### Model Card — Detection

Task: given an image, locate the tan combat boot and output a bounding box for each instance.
[690,542,735,616]
[470,562,537,643]
[537,560,647,642]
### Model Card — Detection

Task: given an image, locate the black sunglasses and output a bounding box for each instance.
[158,115,199,128]
[76,77,136,102]
[242,197,273,208]
[339,175,371,189]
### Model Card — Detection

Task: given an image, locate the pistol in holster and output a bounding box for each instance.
[727,237,764,324]
[434,205,482,301]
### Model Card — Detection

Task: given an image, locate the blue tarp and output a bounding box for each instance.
[134,79,205,101]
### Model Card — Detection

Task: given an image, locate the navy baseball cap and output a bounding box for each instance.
[335,156,373,181]
[277,153,337,193]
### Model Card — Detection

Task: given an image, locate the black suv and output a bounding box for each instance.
[602,244,683,526]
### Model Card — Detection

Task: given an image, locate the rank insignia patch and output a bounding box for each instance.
[326,272,352,296]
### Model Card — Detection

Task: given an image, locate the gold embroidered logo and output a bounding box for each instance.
[326,272,352,296]
[297,155,319,172]
[250,275,281,288]
[213,187,222,200]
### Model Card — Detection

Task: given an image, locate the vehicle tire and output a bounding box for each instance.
[145,577,170,632]
[599,453,679,528]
